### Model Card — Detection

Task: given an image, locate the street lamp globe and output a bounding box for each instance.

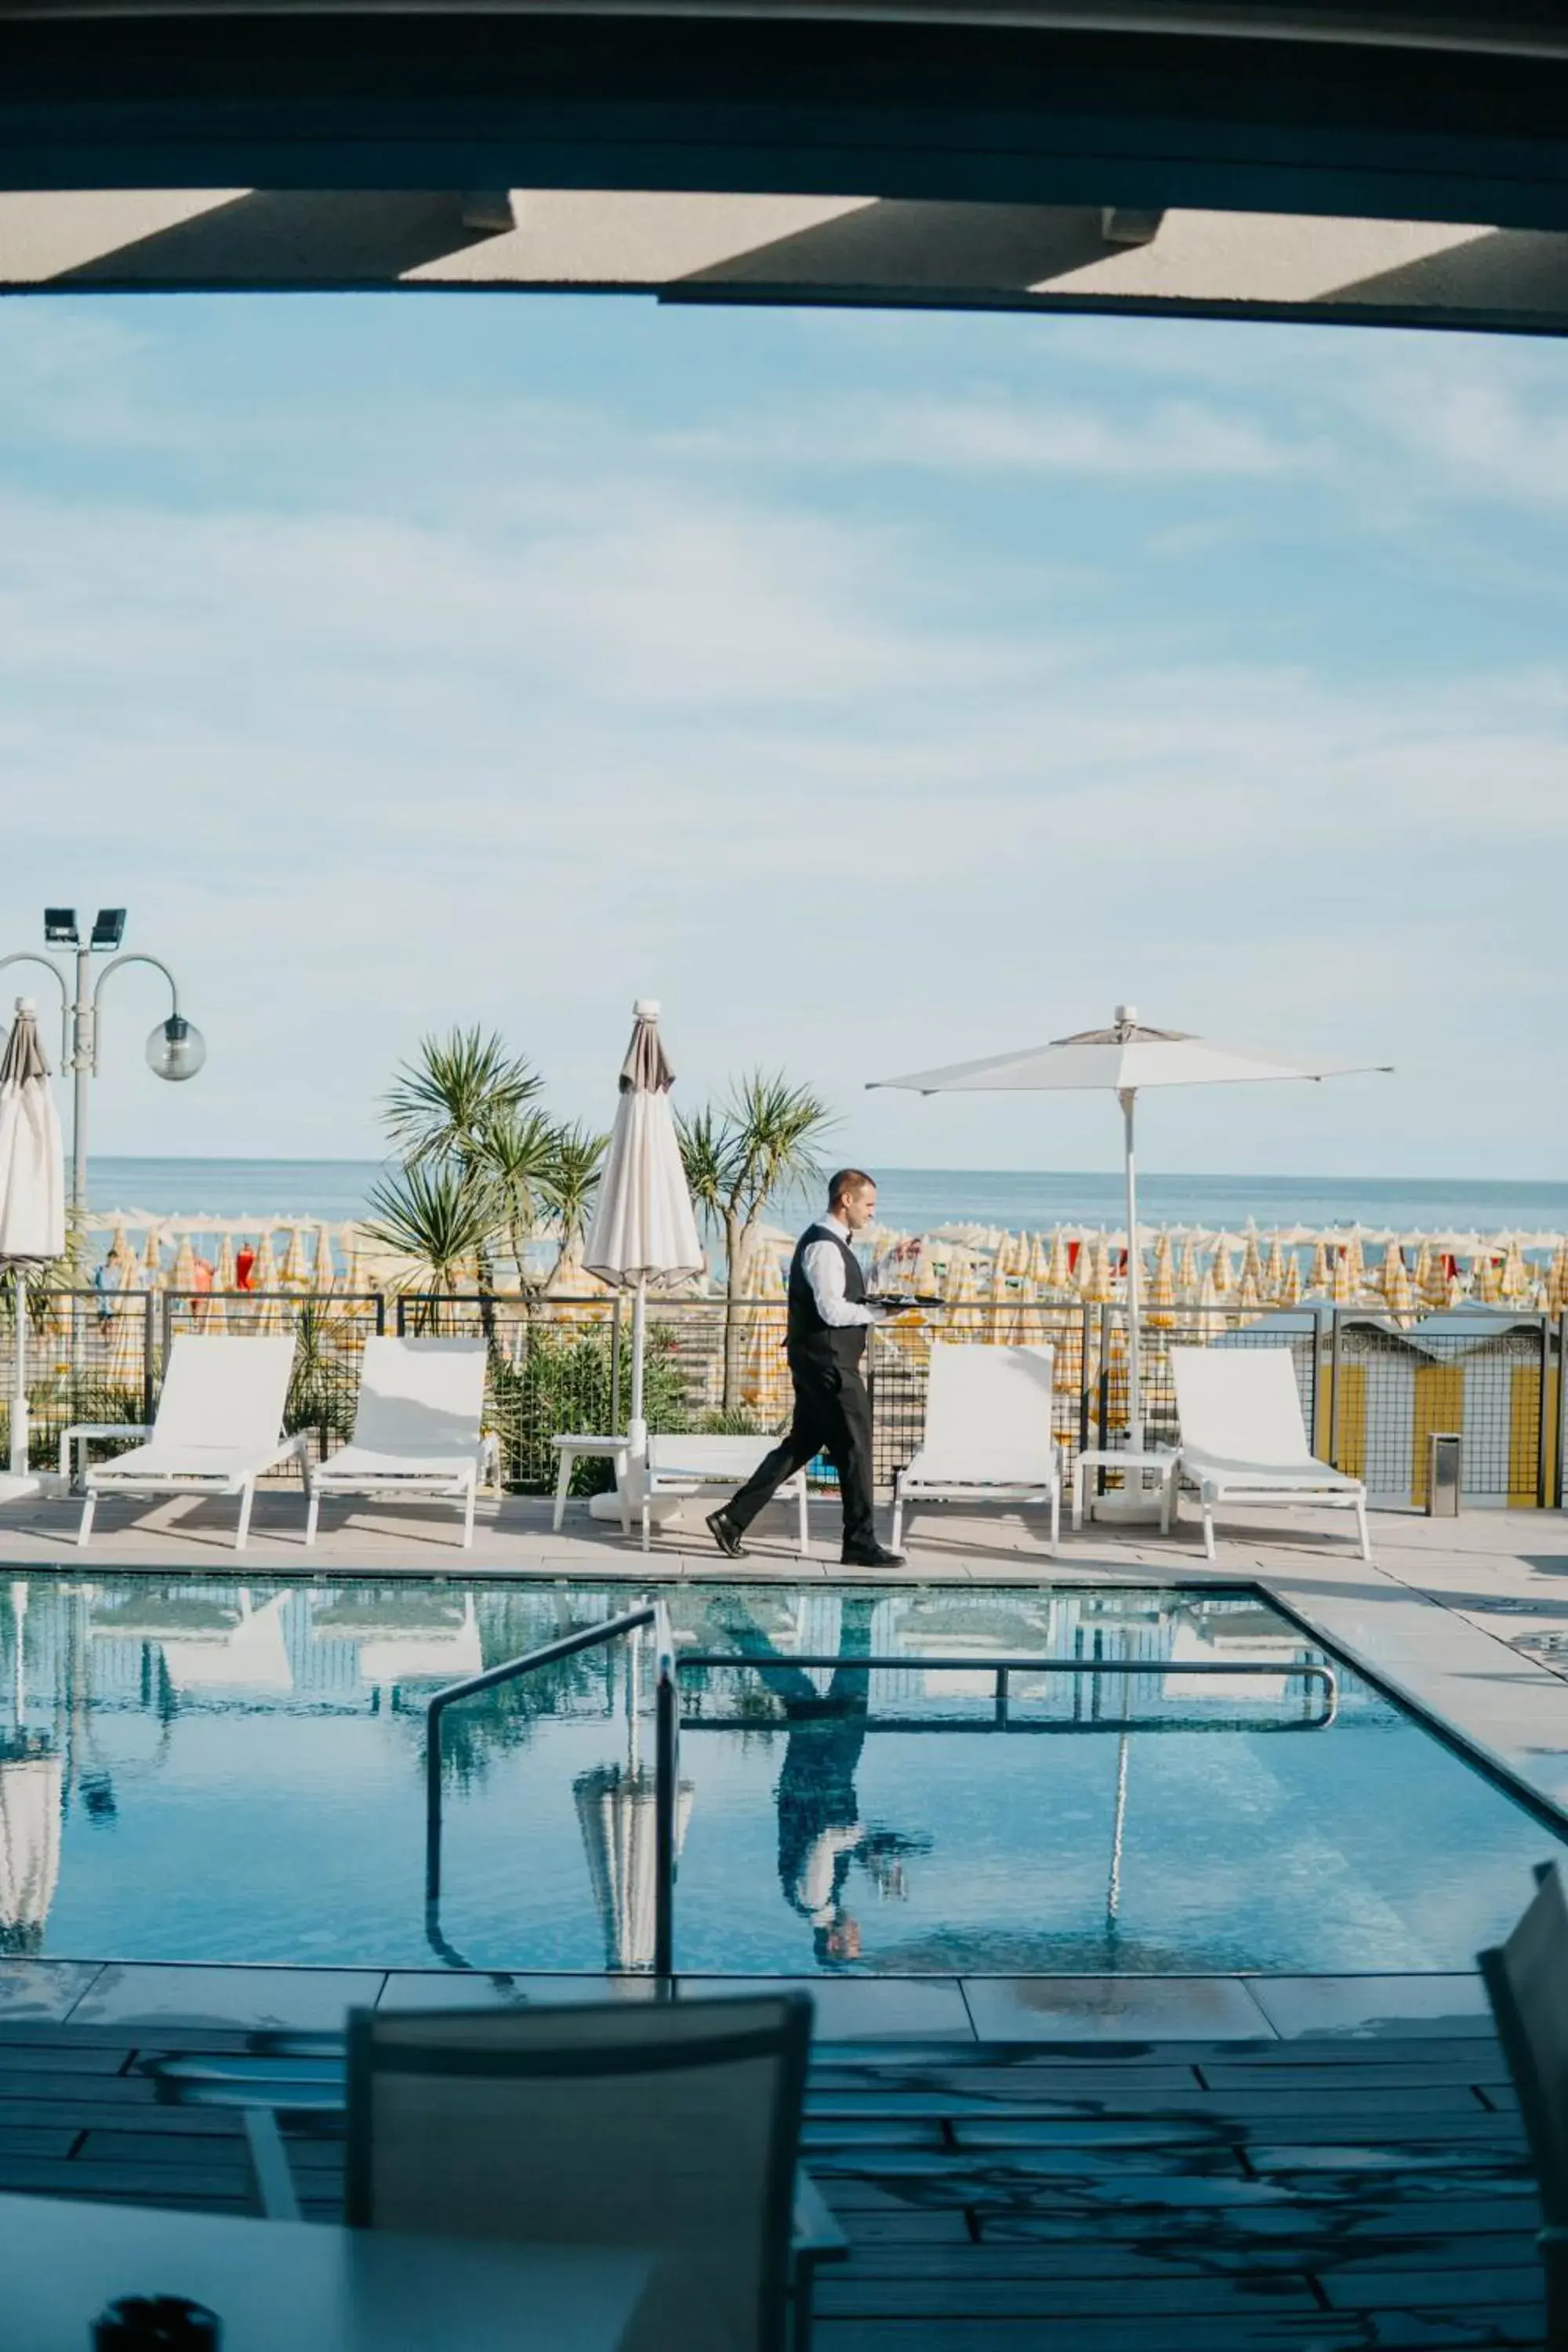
[147,1014,206,1083]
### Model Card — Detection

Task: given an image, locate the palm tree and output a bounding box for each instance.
[361,1161,498,1330]
[476,1105,560,1294]
[678,1071,833,1409]
[543,1124,609,1263]
[383,1029,541,1171]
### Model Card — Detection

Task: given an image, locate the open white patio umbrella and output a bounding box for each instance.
[871,1006,1386,1502]
[0,1002,65,1490]
[583,1001,703,1478]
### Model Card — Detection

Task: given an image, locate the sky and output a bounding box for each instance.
[0,289,1563,1178]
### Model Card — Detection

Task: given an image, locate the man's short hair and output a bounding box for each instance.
[829,1167,875,1207]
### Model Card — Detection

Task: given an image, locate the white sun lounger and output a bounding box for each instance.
[305,1338,498,1550]
[891,1342,1061,1555]
[70,1334,306,1552]
[1170,1346,1370,1561]
[642,1432,809,1555]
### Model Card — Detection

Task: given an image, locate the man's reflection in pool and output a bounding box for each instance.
[716,1596,927,1965]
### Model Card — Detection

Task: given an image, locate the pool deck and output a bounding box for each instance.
[0,2011,1542,2350]
[2,1483,1567,1822]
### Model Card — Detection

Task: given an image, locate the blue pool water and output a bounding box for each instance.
[1,1577,1559,1976]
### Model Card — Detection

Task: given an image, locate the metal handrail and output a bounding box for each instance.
[677,1649,1338,1730]
[425,1602,674,1939]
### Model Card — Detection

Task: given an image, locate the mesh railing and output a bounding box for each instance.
[0,1289,1558,1507]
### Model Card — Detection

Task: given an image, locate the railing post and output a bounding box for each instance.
[654,1658,677,1980]
[426,1697,445,1902]
[1560,1314,1567,1512]
[1328,1309,1343,1470]
[1077,1305,1092,1464]
[1539,1312,1552,1512]
[611,1294,622,1435]
[1308,1306,1325,1457]
[143,1290,157,1426]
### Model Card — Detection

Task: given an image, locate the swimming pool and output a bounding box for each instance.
[1,1576,1559,1976]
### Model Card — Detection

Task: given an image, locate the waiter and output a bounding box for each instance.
[708,1167,904,1567]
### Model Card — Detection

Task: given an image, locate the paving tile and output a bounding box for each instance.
[68,1964,386,2033]
[377,1970,661,2011]
[0,1962,101,2024]
[960,1974,1275,2044]
[677,1975,975,2040]
[1245,1974,1493,2041]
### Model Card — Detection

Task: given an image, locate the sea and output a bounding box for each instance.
[83,1158,1568,1239]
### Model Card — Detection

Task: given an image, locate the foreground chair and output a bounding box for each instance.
[1480,1864,1568,2350]
[67,1334,304,1552]
[1170,1345,1370,1559]
[344,1994,840,2352]
[305,1336,497,1549]
[890,1341,1060,1555]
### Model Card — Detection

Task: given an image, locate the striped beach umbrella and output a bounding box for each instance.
[278,1226,312,1290]
[1280,1253,1303,1308]
[1261,1236,1287,1299]
[1192,1268,1222,1342]
[1385,1251,1416,1328]
[1377,1240,1405,1300]
[1500,1236,1530,1303]
[140,1228,165,1287]
[1307,1237,1332,1294]
[1331,1245,1356,1308]
[249,1233,288,1334]
[313,1225,335,1294]
[1146,1232,1176,1330]
[1475,1252,1501,1306]
[1045,1229,1072,1294]
[1239,1232,1264,1296]
[1209,1238,1234,1297]
[1176,1236,1200,1297]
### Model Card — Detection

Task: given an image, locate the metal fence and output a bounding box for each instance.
[2,1288,1562,1508]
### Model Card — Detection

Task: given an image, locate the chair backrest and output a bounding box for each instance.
[345,1994,812,2352]
[646,1434,779,1475]
[1480,1864,1568,2227]
[351,1338,486,1453]
[152,1334,296,1450]
[1170,1346,1315,1466]
[920,1341,1055,1467]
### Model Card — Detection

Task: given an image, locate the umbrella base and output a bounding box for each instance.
[586,1490,685,1528]
[0,1472,64,1505]
[1090,1485,1166,1526]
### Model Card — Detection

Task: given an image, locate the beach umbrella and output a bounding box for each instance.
[1413,1239,1433,1296]
[249,1233,286,1334]
[1261,1236,1287,1299]
[1192,1268,1222,1341]
[1475,1251,1501,1306]
[0,1742,61,1955]
[1045,1229,1072,1294]
[1083,1232,1114,1305]
[103,1259,143,1395]
[1209,1237,1234,1296]
[1280,1253,1303,1308]
[1239,1232,1264,1297]
[1235,1260,1263,1321]
[141,1228,164,1287]
[1307,1237,1332,1294]
[872,1006,1386,1472]
[1331,1245,1356,1308]
[1343,1229,1366,1290]
[105,1226,138,1283]
[1377,1240,1405,1300]
[1500,1236,1530,1304]
[1176,1236,1200,1296]
[313,1224,335,1294]
[583,1000,704,1468]
[573,1761,695,1973]
[0,1003,65,1482]
[278,1225,311,1290]
[169,1234,199,1304]
[1146,1233,1177,1330]
[1385,1252,1416,1329]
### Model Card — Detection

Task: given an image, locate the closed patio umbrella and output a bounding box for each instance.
[0,1002,65,1488]
[583,1000,703,1475]
[871,1007,1385,1503]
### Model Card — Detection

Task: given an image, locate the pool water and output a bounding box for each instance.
[1,1576,1559,1976]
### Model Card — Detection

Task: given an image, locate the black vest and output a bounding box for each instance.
[788,1224,868,1373]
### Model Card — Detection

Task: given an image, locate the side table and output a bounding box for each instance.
[1072,1446,1178,1534]
[552,1435,633,1534]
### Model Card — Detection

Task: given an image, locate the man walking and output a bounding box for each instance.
[708,1168,904,1567]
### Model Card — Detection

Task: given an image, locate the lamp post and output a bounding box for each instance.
[0,908,205,1238]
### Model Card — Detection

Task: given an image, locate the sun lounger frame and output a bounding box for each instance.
[303,1337,499,1550]
[890,1341,1061,1555]
[1171,1345,1370,1560]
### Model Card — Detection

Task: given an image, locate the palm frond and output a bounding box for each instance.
[361,1160,499,1290]
[383,1027,542,1167]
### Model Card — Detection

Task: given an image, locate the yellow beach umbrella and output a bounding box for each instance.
[1146,1234,1177,1330]
[1239,1232,1264,1296]
[249,1234,288,1334]
[1083,1233,1114,1305]
[1475,1252,1501,1306]
[106,1226,139,1283]
[1500,1236,1530,1303]
[1176,1237,1200,1296]
[1027,1232,1050,1287]
[1548,1243,1568,1316]
[1209,1239,1234,1297]
[1331,1247,1356,1308]
[1307,1238,1332,1294]
[278,1226,312,1290]
[1261,1236,1287,1298]
[314,1225,336,1293]
[1192,1269,1222,1341]
[141,1229,165,1287]
[1423,1246,1450,1312]
[1385,1252,1416,1328]
[1344,1230,1366,1290]
[1413,1240,1432,1297]
[1235,1261,1263,1323]
[169,1236,200,1309]
[1280,1254,1302,1308]
[1377,1240,1405,1299]
[103,1263,143,1395]
[1044,1229,1072,1294]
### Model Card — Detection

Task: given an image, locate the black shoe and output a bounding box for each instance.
[706,1508,749,1560]
[840,1542,905,1568]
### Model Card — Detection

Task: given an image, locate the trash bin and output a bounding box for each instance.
[1426,1432,1462,1516]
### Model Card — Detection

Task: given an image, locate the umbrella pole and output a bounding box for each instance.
[629,1272,648,1457]
[8,1266,27,1479]
[1120,1089,1143,1453]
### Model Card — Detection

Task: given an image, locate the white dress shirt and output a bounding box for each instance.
[802,1214,885,1328]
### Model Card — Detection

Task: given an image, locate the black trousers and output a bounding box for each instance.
[727,1352,877,1555]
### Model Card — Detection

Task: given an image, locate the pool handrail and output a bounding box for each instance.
[426,1624,1334,1975]
[425,1599,677,1977]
